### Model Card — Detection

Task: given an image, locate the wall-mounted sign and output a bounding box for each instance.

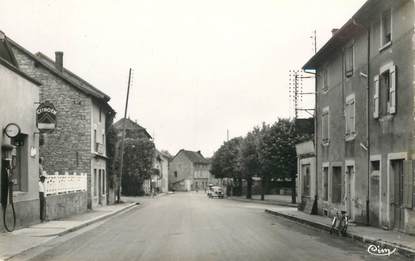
[4,123,21,138]
[36,101,57,131]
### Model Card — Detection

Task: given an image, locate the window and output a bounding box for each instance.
[373,64,396,118]
[93,129,97,151]
[321,107,329,144]
[174,171,178,178]
[345,45,353,77]
[371,160,380,176]
[302,164,310,196]
[345,95,355,138]
[322,69,328,92]
[322,167,329,201]
[99,107,102,122]
[381,9,392,47]
[332,166,342,203]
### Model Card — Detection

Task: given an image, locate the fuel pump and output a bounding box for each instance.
[1,145,16,232]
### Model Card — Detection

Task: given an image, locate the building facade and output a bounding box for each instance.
[9,39,115,212]
[169,150,210,191]
[303,0,415,233]
[0,31,41,230]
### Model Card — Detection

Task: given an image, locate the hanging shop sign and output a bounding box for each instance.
[36,101,57,131]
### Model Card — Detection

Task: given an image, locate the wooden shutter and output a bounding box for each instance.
[373,75,379,119]
[350,100,355,133]
[389,65,397,114]
[403,160,413,209]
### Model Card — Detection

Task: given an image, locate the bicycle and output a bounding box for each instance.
[330,210,349,236]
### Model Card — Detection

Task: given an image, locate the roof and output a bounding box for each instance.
[0,32,41,85]
[173,149,209,164]
[7,38,114,113]
[302,0,378,69]
[112,118,152,139]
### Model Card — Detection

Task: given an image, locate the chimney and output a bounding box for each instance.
[55,51,63,72]
[331,28,339,36]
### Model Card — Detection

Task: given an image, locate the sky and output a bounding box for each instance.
[0,0,366,157]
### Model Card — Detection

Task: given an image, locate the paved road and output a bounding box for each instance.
[23,192,408,261]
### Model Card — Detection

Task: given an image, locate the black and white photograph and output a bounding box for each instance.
[0,0,414,260]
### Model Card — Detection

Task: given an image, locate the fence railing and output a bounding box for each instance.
[45,173,87,195]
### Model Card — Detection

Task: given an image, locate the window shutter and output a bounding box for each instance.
[351,100,355,133]
[403,160,413,209]
[373,75,379,119]
[345,104,349,135]
[389,65,397,114]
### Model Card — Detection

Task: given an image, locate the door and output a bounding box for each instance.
[98,170,102,205]
[391,160,404,230]
[345,166,354,218]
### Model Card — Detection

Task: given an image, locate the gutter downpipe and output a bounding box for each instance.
[352,18,371,226]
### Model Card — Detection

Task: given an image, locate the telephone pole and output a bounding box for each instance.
[117,68,132,203]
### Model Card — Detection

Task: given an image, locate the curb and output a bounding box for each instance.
[55,203,138,237]
[2,203,139,261]
[229,197,298,208]
[265,209,415,258]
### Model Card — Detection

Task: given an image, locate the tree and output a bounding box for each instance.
[258,118,312,203]
[238,129,261,199]
[210,137,243,195]
[121,138,155,196]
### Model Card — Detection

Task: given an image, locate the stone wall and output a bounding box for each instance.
[45,192,87,220]
[10,46,94,208]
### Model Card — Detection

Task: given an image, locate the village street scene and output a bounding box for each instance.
[1,0,415,260]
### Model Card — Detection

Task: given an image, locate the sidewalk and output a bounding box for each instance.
[0,202,137,261]
[265,207,415,258]
[229,194,297,207]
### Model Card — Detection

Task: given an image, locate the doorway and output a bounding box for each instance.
[345,165,354,219]
[390,159,404,231]
[98,169,102,205]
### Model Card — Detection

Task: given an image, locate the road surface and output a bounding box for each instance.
[20,192,409,261]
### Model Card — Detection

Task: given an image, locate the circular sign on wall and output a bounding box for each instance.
[4,123,21,138]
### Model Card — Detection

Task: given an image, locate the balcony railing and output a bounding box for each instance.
[45,173,87,195]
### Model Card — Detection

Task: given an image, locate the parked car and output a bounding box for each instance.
[207,186,224,199]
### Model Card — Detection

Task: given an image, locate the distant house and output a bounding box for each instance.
[169,150,211,191]
[9,39,115,214]
[143,150,170,194]
[112,118,152,140]
[0,31,41,230]
[110,118,153,198]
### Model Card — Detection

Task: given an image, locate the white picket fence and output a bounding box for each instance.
[45,173,87,195]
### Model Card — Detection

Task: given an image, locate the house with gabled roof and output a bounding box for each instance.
[169,149,211,191]
[8,38,115,216]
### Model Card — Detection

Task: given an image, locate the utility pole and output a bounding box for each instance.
[226,129,229,142]
[117,68,132,203]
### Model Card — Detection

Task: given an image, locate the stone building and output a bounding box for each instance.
[169,150,211,191]
[0,31,41,230]
[303,0,415,233]
[8,38,115,214]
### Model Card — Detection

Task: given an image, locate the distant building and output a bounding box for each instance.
[0,31,41,230]
[169,150,211,191]
[110,118,153,198]
[112,118,152,140]
[303,0,415,233]
[9,39,115,213]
